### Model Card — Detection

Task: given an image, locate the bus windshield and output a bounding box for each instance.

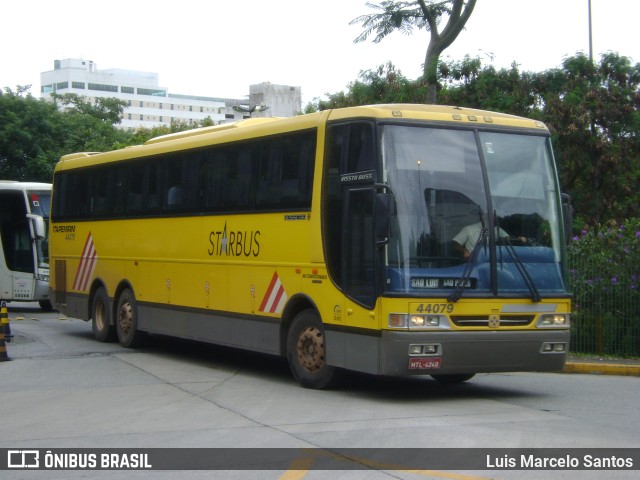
[27,190,51,268]
[382,124,567,297]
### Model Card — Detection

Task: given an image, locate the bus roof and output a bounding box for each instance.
[143,117,282,145]
[326,104,549,130]
[55,104,548,171]
[0,181,52,190]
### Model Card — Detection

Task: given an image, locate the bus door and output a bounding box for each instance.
[0,190,35,300]
[343,187,376,309]
[324,122,378,319]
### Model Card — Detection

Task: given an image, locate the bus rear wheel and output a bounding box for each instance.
[91,287,115,342]
[287,310,337,389]
[116,288,145,348]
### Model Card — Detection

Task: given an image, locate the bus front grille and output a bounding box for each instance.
[451,315,535,327]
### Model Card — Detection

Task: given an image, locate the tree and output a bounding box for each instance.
[0,87,61,181]
[438,56,540,117]
[51,92,126,125]
[350,0,476,104]
[538,53,640,224]
[0,88,129,182]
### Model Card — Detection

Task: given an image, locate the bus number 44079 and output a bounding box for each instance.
[416,303,454,314]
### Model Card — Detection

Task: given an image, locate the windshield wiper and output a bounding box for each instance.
[448,227,487,303]
[501,237,541,302]
[495,211,541,302]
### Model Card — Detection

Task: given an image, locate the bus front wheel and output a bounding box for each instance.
[91,287,115,342]
[287,310,337,389]
[116,288,145,348]
[431,373,475,384]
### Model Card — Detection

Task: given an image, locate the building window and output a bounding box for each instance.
[140,115,144,121]
[137,88,167,97]
[72,82,85,89]
[88,83,118,93]
[121,86,134,94]
[56,82,69,90]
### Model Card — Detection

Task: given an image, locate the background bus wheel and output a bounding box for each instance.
[287,310,337,389]
[431,373,475,384]
[39,300,53,312]
[91,287,115,342]
[116,288,145,348]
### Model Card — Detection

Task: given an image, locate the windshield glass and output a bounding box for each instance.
[382,124,566,297]
[27,190,50,268]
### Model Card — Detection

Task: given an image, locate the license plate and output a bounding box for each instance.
[408,357,442,370]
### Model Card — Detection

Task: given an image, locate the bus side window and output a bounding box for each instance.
[144,162,161,211]
[165,157,184,211]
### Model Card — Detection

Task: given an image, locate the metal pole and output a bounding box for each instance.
[588,0,593,62]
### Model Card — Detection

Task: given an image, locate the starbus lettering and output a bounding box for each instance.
[208,222,260,257]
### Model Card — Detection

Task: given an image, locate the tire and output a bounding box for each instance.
[115,288,145,348]
[39,300,53,312]
[431,373,475,384]
[286,309,337,389]
[91,287,116,342]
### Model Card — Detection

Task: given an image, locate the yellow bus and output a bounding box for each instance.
[49,104,571,388]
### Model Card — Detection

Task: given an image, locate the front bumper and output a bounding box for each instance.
[380,329,570,376]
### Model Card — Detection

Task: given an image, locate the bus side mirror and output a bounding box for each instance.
[375,192,395,245]
[27,214,46,239]
[561,193,573,244]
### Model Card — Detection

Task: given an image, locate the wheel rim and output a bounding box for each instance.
[296,325,325,373]
[118,300,133,335]
[95,298,106,331]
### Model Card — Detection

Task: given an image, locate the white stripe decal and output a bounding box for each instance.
[73,233,98,292]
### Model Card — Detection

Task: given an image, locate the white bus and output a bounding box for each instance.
[0,181,52,310]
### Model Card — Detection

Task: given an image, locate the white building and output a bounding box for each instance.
[40,59,302,129]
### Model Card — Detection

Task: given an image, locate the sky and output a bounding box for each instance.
[1,0,639,106]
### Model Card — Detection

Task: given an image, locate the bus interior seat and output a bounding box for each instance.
[425,188,481,258]
[167,185,183,209]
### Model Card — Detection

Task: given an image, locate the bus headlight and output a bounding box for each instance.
[537,314,570,328]
[388,314,451,330]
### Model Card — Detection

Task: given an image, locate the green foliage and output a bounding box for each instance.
[114,120,199,147]
[0,87,217,183]
[351,0,477,103]
[568,220,640,356]
[438,56,541,117]
[0,87,62,181]
[539,53,640,224]
[311,62,427,110]
[51,93,127,124]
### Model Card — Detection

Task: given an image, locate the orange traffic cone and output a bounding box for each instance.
[0,330,7,362]
[0,301,11,343]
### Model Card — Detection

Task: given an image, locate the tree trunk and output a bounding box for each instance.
[423,40,442,104]
[420,0,477,104]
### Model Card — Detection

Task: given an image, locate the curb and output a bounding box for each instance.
[564,362,640,377]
